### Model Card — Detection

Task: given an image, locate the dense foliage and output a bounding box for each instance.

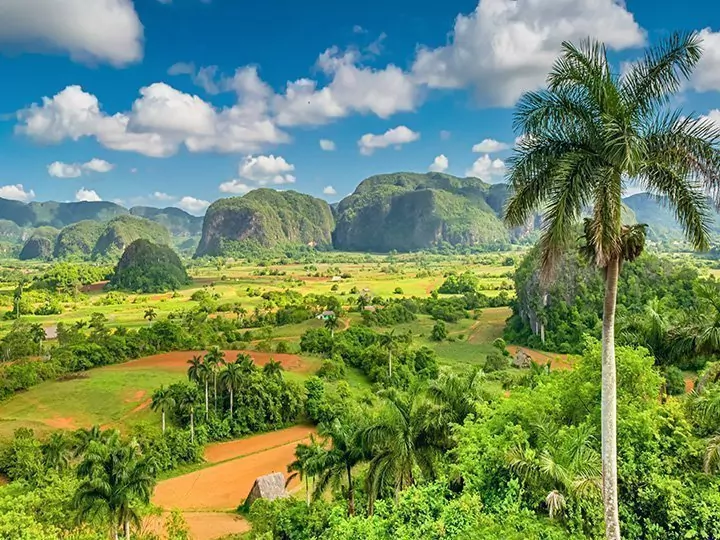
[108,239,189,293]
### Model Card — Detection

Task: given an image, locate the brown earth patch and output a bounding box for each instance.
[44,417,77,429]
[204,425,316,464]
[146,512,250,540]
[125,390,147,403]
[153,438,308,511]
[685,377,696,393]
[506,345,575,371]
[81,281,109,293]
[106,350,309,373]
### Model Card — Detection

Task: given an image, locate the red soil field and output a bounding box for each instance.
[105,350,309,373]
[145,512,250,540]
[506,345,575,370]
[204,425,315,464]
[153,438,310,511]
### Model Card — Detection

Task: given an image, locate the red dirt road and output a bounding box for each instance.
[106,350,308,373]
[204,425,315,463]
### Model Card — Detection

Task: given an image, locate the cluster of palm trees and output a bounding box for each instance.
[288,369,485,516]
[504,31,720,540]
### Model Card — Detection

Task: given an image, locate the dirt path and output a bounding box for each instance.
[204,425,315,464]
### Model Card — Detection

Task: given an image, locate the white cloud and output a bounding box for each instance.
[472,138,509,153]
[429,154,449,173]
[176,196,210,214]
[273,47,419,126]
[16,83,289,158]
[353,25,367,34]
[0,0,143,66]
[237,154,296,185]
[440,130,451,140]
[0,184,35,202]
[358,126,419,155]
[168,62,223,95]
[48,162,82,178]
[152,192,175,201]
[75,188,101,202]
[218,180,252,194]
[691,28,720,92]
[319,139,336,151]
[323,185,337,195]
[466,154,507,181]
[412,0,645,107]
[47,158,114,177]
[130,168,138,174]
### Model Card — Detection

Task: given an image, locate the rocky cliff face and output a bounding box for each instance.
[332,172,511,252]
[195,189,335,257]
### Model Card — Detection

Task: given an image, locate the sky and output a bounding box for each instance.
[1,0,720,215]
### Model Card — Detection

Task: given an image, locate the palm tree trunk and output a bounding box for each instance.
[305,476,310,506]
[190,409,195,443]
[124,521,130,540]
[204,380,209,418]
[162,410,166,433]
[388,351,392,378]
[230,388,234,417]
[214,373,218,412]
[113,525,119,540]
[602,256,621,540]
[346,463,355,516]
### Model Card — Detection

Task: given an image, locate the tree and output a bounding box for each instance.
[504,33,720,539]
[73,425,109,457]
[378,330,398,378]
[362,390,442,513]
[29,323,45,356]
[427,368,486,441]
[287,434,325,506]
[219,362,243,417]
[151,386,176,433]
[430,320,447,342]
[42,432,72,472]
[233,304,247,322]
[205,347,226,413]
[262,358,284,379]
[313,418,365,516]
[13,280,25,319]
[143,308,157,322]
[74,438,155,540]
[178,386,200,443]
[324,315,340,338]
[187,355,210,418]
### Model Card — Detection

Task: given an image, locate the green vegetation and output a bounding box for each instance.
[109,239,189,293]
[195,189,335,256]
[19,226,60,260]
[92,216,171,259]
[53,220,105,260]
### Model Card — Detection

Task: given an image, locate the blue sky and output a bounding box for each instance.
[1,0,719,214]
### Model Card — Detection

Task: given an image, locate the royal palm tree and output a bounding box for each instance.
[313,418,365,516]
[378,330,398,378]
[673,281,720,358]
[362,390,442,512]
[187,355,210,418]
[324,315,340,338]
[43,432,72,471]
[262,358,283,379]
[74,440,155,540]
[151,386,176,433]
[28,323,45,356]
[178,386,200,443]
[73,425,111,457]
[287,434,325,506]
[235,352,256,373]
[504,33,720,539]
[427,368,486,446]
[219,362,243,417]
[143,308,157,322]
[205,347,226,413]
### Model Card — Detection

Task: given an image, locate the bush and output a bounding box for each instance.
[430,321,448,342]
[318,356,346,381]
[664,366,686,395]
[484,353,509,372]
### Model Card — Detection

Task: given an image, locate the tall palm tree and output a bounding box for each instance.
[205,347,226,413]
[75,439,155,540]
[427,368,486,446]
[504,33,720,539]
[234,352,256,373]
[287,434,325,506]
[43,432,72,471]
[324,315,340,338]
[313,418,365,516]
[362,390,442,512]
[29,323,45,356]
[219,362,243,417]
[187,355,210,418]
[673,281,720,358]
[378,330,398,378]
[178,386,200,443]
[73,425,110,457]
[151,386,176,433]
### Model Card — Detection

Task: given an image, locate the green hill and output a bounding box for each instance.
[129,206,203,238]
[53,220,105,259]
[195,189,335,257]
[92,216,172,259]
[332,172,510,252]
[109,239,189,292]
[18,227,60,260]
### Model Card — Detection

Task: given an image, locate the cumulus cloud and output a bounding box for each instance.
[412,0,645,107]
[220,154,297,194]
[472,138,509,153]
[429,154,449,172]
[75,187,101,202]
[691,28,720,92]
[152,192,175,201]
[0,0,143,66]
[218,180,252,194]
[440,130,451,140]
[323,185,337,195]
[319,139,336,151]
[48,158,114,178]
[0,184,35,202]
[176,196,210,214]
[466,154,507,181]
[358,126,419,155]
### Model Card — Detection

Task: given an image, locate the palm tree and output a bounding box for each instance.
[503,33,720,539]
[233,304,246,322]
[427,368,486,446]
[287,434,325,506]
[151,386,176,433]
[205,347,226,413]
[73,425,110,457]
[29,323,45,356]
[313,418,365,516]
[672,281,720,358]
[178,386,200,443]
[74,439,155,540]
[362,390,442,512]
[143,308,157,322]
[378,330,398,378]
[219,362,243,417]
[43,432,72,471]
[13,280,24,319]
[262,358,283,379]
[324,315,340,338]
[704,434,720,474]
[187,355,210,418]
